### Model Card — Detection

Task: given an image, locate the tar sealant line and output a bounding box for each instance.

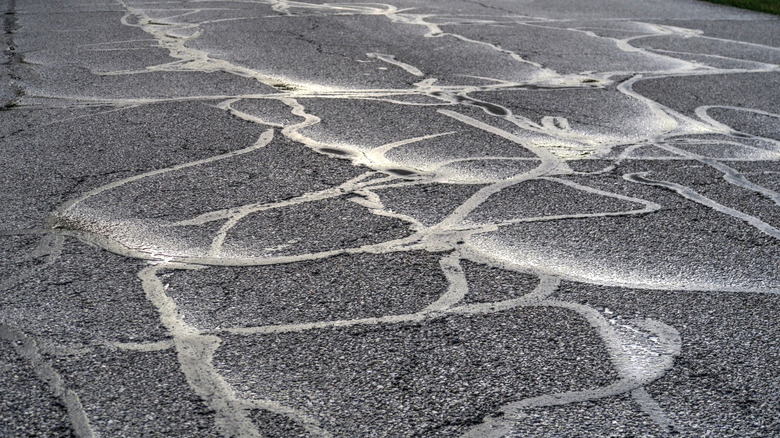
[485,209,659,229]
[216,98,286,128]
[428,110,561,227]
[631,386,677,435]
[443,168,663,229]
[423,157,544,182]
[139,264,262,438]
[459,380,648,438]
[0,325,96,438]
[269,0,400,16]
[483,300,679,388]
[698,105,780,121]
[108,340,175,352]
[666,136,780,157]
[35,104,146,128]
[434,165,562,228]
[625,172,780,240]
[695,105,780,145]
[148,8,217,24]
[116,0,289,87]
[220,311,430,336]
[26,233,65,264]
[618,27,710,63]
[361,96,445,106]
[279,97,326,146]
[347,173,408,188]
[50,128,275,222]
[367,52,424,76]
[462,299,680,436]
[170,178,367,226]
[384,10,445,38]
[349,187,430,233]
[611,144,650,166]
[422,253,469,312]
[563,142,652,176]
[617,75,718,138]
[433,22,552,72]
[155,231,430,268]
[695,31,780,52]
[656,143,780,206]
[178,173,376,255]
[345,177,431,194]
[457,243,556,280]
[221,263,554,337]
[361,131,457,165]
[385,8,586,84]
[437,109,561,165]
[446,275,561,315]
[543,176,662,209]
[650,48,780,69]
[77,38,158,47]
[1,234,65,297]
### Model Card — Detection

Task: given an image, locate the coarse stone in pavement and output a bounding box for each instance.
[1,0,779,436]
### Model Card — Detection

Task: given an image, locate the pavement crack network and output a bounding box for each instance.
[4,0,779,435]
[0,325,96,438]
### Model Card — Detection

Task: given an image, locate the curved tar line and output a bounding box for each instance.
[48,129,275,224]
[214,269,560,336]
[367,52,424,76]
[174,172,377,227]
[460,176,662,227]
[206,173,397,257]
[0,325,96,438]
[626,172,780,240]
[140,263,332,438]
[460,300,680,437]
[656,142,780,206]
[694,105,780,146]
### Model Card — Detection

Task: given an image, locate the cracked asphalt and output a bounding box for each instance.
[1,0,779,436]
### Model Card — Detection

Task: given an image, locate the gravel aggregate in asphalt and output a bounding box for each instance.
[1,0,778,435]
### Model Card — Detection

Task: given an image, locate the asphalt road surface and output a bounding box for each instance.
[1,0,779,436]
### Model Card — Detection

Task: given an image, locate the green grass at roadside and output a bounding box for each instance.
[700,0,780,15]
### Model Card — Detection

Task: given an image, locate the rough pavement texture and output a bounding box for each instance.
[1,0,778,436]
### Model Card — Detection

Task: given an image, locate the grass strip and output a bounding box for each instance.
[700,0,780,15]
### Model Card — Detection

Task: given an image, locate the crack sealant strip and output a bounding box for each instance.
[0,325,97,438]
[626,172,780,240]
[139,263,332,438]
[49,129,275,224]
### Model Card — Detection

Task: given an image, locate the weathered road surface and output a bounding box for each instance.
[1,0,779,436]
